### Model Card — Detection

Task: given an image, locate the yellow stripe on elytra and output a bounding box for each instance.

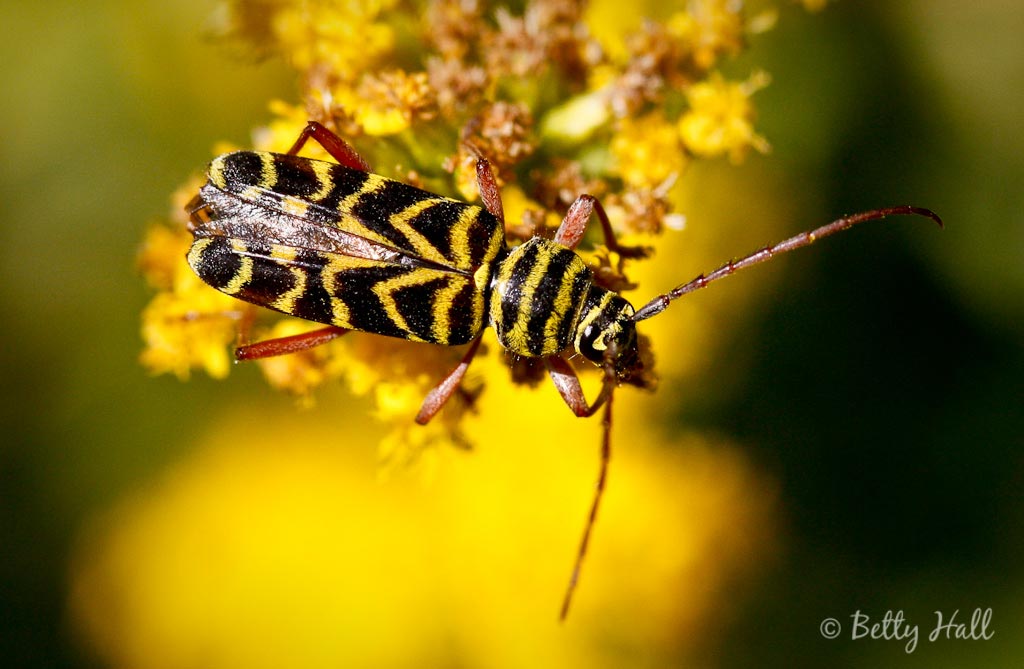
[186,237,214,271]
[543,256,586,346]
[223,239,254,295]
[449,207,481,269]
[574,290,615,352]
[388,198,449,265]
[208,156,228,190]
[508,245,554,352]
[256,152,278,188]
[429,276,477,345]
[320,255,385,328]
[266,246,308,315]
[239,185,266,202]
[334,173,396,248]
[371,269,454,343]
[307,160,335,201]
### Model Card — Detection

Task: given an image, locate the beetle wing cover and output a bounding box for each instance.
[186,151,501,345]
[202,151,503,272]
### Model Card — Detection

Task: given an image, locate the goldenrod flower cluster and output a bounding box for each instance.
[139,0,805,459]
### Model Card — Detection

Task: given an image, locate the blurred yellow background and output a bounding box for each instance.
[1,1,1022,667]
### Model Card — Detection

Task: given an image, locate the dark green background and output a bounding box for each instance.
[1,1,1020,666]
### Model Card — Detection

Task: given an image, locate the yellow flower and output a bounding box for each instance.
[678,70,771,163]
[335,70,437,136]
[611,111,688,188]
[269,0,397,73]
[667,0,747,71]
[138,224,240,380]
[69,406,777,667]
[137,221,190,291]
[254,320,346,401]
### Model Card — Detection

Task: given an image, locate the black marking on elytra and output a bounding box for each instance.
[298,165,371,227]
[392,276,450,342]
[351,179,436,251]
[191,237,241,290]
[217,152,266,191]
[468,209,502,267]
[443,281,482,346]
[270,154,322,199]
[233,242,299,308]
[407,199,464,263]
[322,263,421,340]
[282,250,336,326]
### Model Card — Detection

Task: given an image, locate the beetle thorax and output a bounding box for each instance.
[488,237,593,357]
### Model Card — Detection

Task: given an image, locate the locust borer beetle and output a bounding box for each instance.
[185,121,941,618]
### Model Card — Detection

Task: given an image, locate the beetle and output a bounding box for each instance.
[185,120,941,618]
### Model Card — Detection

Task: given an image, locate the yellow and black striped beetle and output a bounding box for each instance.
[186,121,941,618]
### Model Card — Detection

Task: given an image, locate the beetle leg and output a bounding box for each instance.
[461,141,506,223]
[473,154,506,224]
[415,334,485,424]
[287,121,372,173]
[235,325,349,361]
[560,392,613,621]
[554,194,651,258]
[544,354,615,417]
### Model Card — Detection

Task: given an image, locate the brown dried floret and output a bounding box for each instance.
[605,20,683,117]
[426,0,486,60]
[529,159,609,211]
[426,56,489,118]
[603,184,680,236]
[454,100,537,187]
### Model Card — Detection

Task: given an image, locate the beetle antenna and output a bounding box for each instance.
[633,206,942,322]
[560,386,614,621]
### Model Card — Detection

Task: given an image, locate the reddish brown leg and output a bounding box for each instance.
[560,392,613,621]
[554,194,651,258]
[415,335,484,425]
[544,355,614,417]
[287,121,372,173]
[235,326,349,361]
[473,154,506,223]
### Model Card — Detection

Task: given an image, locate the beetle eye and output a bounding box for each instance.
[578,324,603,364]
